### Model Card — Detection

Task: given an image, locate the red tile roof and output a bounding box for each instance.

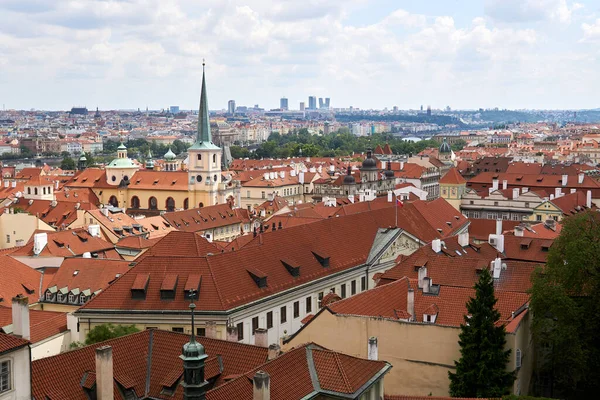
[2,197,96,229]
[0,332,29,355]
[79,202,467,314]
[162,204,243,233]
[327,277,529,327]
[43,258,132,300]
[0,306,67,343]
[11,228,117,258]
[467,218,521,242]
[0,255,43,303]
[31,329,269,400]
[439,167,466,185]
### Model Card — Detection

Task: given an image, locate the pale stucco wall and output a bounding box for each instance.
[285,309,531,397]
[0,346,31,400]
[0,213,54,249]
[31,331,71,361]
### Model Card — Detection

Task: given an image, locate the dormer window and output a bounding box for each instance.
[247,268,267,288]
[68,293,77,303]
[160,274,178,300]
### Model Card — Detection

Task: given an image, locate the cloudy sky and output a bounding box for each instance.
[1,0,599,111]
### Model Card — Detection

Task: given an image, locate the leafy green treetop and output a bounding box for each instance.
[449,267,515,397]
[85,323,139,345]
[529,211,600,399]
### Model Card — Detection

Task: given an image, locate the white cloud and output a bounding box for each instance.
[0,0,596,110]
[581,18,600,42]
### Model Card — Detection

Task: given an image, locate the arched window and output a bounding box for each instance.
[213,154,216,163]
[109,196,118,207]
[149,196,158,210]
[166,197,175,212]
[43,187,46,195]
[197,154,202,161]
[183,198,189,210]
[34,188,38,195]
[131,196,140,209]
[199,202,204,208]
[27,187,31,194]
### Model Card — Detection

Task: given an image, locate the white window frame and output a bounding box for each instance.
[0,360,11,393]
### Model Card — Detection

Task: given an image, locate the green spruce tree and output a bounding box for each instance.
[449,267,515,397]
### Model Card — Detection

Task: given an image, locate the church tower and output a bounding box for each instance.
[180,293,209,400]
[188,62,222,208]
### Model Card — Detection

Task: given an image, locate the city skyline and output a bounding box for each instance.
[1,0,600,111]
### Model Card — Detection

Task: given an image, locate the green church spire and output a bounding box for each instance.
[190,61,220,150]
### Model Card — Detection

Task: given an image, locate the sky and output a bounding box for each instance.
[1,0,599,111]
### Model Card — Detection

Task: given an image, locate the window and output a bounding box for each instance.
[361,276,367,291]
[252,317,259,335]
[0,361,10,393]
[351,280,357,295]
[246,191,250,198]
[536,215,542,221]
[280,306,287,323]
[197,154,202,160]
[172,327,184,333]
[34,188,38,195]
[525,202,530,208]
[27,187,31,194]
[261,191,266,199]
[341,284,347,298]
[318,292,324,308]
[109,195,118,207]
[494,201,499,206]
[293,301,300,318]
[131,196,140,209]
[5,235,9,244]
[166,197,175,212]
[330,287,335,294]
[68,293,77,303]
[306,296,312,313]
[267,311,273,329]
[237,322,244,341]
[57,293,65,302]
[213,154,217,163]
[183,198,189,210]
[197,328,206,337]
[149,197,157,210]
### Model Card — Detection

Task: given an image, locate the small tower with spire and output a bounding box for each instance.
[164,147,177,171]
[146,149,154,170]
[78,153,87,171]
[187,61,223,207]
[180,290,209,400]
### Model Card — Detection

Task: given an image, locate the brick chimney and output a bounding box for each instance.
[368,337,378,361]
[205,321,217,339]
[253,371,270,400]
[407,287,415,322]
[95,346,114,400]
[11,295,30,340]
[254,328,268,347]
[267,344,280,361]
[226,324,238,342]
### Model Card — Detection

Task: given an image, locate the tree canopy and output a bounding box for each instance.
[60,156,76,170]
[529,211,600,399]
[84,323,140,345]
[245,130,439,159]
[449,267,515,397]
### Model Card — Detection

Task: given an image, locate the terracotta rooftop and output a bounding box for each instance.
[0,255,44,303]
[0,306,67,343]
[162,204,243,233]
[439,167,466,185]
[11,228,117,258]
[0,332,29,355]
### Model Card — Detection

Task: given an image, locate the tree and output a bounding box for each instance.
[449,268,515,397]
[84,323,140,345]
[529,211,600,399]
[60,156,76,170]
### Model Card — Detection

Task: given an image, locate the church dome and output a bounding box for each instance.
[439,138,451,153]
[385,169,395,179]
[164,148,176,161]
[361,150,377,170]
[343,166,356,184]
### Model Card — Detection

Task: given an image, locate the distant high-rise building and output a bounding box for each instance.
[427,105,432,116]
[170,106,180,114]
[299,102,305,111]
[325,98,330,109]
[318,98,324,109]
[280,97,288,110]
[308,96,317,110]
[393,106,398,112]
[420,105,423,112]
[227,100,236,114]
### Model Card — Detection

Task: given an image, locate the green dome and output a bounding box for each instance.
[79,154,87,161]
[108,158,137,168]
[118,143,127,150]
[439,138,451,153]
[164,148,176,160]
[182,340,206,359]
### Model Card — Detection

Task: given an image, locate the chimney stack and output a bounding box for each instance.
[491,258,502,279]
[562,174,568,186]
[502,180,508,190]
[95,346,114,400]
[457,232,469,247]
[253,371,270,400]
[417,266,427,289]
[267,344,280,361]
[407,288,415,322]
[554,187,562,199]
[495,219,502,236]
[368,337,378,361]
[423,277,431,293]
[226,324,238,342]
[514,226,524,237]
[578,173,584,184]
[205,321,217,339]
[512,187,520,200]
[431,239,441,253]
[587,190,592,208]
[387,191,393,202]
[254,328,268,347]
[492,178,499,191]
[11,295,30,340]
